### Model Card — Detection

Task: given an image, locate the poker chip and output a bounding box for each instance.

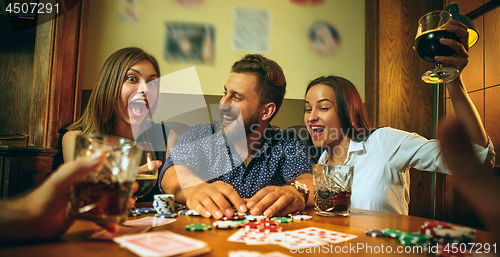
[214,221,240,229]
[128,211,141,217]
[434,228,470,238]
[153,194,176,214]
[135,207,156,214]
[174,203,186,211]
[270,217,293,223]
[231,219,250,224]
[258,220,280,227]
[245,215,267,222]
[398,232,431,246]
[179,210,200,216]
[257,226,283,233]
[244,222,263,229]
[155,213,177,218]
[382,229,404,238]
[291,215,312,221]
[186,224,211,231]
[223,214,246,221]
[365,229,386,237]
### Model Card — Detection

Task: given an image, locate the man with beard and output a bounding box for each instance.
[159,54,312,219]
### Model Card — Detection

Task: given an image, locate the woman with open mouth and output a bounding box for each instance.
[61,47,178,198]
[303,74,494,215]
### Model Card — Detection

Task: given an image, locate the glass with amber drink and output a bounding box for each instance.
[415,10,461,84]
[313,164,354,217]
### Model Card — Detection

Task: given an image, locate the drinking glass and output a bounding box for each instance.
[415,11,460,84]
[133,142,159,199]
[67,134,143,223]
[313,164,354,217]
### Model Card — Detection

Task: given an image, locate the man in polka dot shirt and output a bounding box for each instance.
[159,54,313,219]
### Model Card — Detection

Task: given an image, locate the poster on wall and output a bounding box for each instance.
[308,21,341,56]
[232,6,270,53]
[118,0,139,22]
[164,22,215,64]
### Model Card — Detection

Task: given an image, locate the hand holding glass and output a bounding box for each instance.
[133,142,159,199]
[415,11,460,84]
[67,134,143,223]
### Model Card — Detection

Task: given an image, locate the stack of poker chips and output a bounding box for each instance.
[153,194,175,214]
[382,229,432,246]
[419,221,475,245]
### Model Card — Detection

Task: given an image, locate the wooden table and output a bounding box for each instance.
[0,207,495,256]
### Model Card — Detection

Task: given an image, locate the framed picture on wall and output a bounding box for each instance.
[164,22,215,64]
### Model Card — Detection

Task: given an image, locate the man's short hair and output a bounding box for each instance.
[231,54,286,121]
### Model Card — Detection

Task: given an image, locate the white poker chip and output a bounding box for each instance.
[291,215,312,221]
[213,221,240,229]
[245,215,267,222]
[451,226,476,236]
[434,228,469,238]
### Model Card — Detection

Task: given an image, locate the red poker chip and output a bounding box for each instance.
[258,220,280,227]
[244,222,263,229]
[257,227,283,233]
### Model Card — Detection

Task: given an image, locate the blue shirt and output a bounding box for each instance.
[158,121,312,198]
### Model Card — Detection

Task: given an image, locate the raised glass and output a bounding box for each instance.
[415,11,460,84]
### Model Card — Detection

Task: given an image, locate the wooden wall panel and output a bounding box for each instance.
[49,0,84,148]
[365,0,444,219]
[0,32,36,135]
[29,0,55,147]
[376,0,437,139]
[484,7,500,87]
[485,85,500,156]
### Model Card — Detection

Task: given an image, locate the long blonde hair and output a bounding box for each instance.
[67,47,160,135]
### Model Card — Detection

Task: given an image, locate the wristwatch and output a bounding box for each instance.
[289,180,310,204]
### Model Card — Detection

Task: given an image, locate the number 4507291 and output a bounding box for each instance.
[5,2,59,14]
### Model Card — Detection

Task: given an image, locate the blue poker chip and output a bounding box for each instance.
[179,210,200,216]
[128,211,141,217]
[155,213,178,218]
[135,207,156,214]
[365,229,386,237]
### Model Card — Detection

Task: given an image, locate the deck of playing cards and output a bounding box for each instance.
[114,231,211,257]
[228,226,357,250]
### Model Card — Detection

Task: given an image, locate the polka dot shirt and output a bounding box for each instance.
[158,121,312,198]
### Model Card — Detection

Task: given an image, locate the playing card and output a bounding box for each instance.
[228,229,280,245]
[91,226,149,240]
[291,227,357,244]
[122,217,176,228]
[274,231,326,249]
[113,231,210,257]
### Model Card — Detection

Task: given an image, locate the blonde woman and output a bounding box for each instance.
[62,47,178,199]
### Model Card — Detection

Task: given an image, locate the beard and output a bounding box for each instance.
[220,108,261,141]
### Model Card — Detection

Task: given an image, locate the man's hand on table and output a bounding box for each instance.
[183,181,248,219]
[246,185,307,217]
